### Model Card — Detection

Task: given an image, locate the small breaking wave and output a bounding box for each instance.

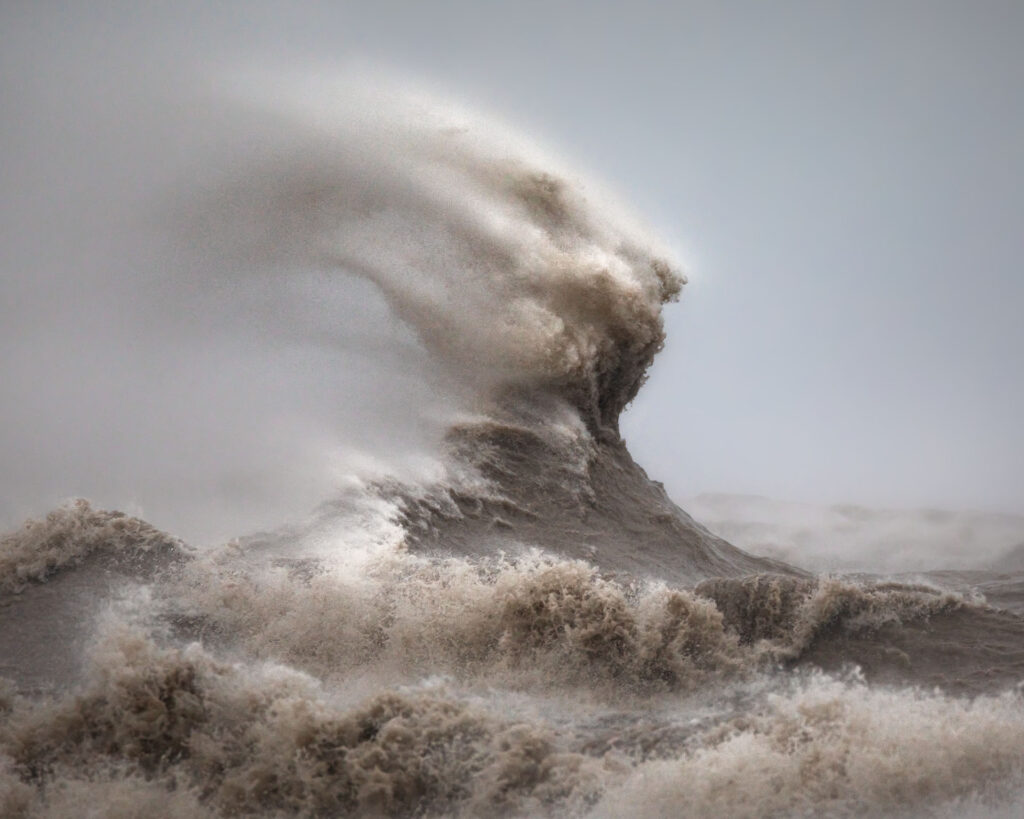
[0,501,187,596]
[696,574,970,657]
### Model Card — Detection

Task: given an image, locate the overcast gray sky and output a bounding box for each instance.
[3,1,1023,536]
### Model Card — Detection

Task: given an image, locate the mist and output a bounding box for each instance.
[1,25,461,543]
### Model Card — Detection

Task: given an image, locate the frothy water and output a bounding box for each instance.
[3,81,1024,817]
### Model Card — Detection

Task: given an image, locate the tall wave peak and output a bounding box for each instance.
[194,87,781,582]
[337,152,686,437]
[8,68,1024,818]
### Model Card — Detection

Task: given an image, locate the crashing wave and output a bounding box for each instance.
[3,81,1024,818]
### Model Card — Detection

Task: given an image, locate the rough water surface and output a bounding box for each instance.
[3,94,1024,818]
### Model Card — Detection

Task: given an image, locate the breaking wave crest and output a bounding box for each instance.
[176,551,745,694]
[195,85,682,438]
[171,546,976,698]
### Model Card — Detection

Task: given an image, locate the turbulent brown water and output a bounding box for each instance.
[3,91,1024,818]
